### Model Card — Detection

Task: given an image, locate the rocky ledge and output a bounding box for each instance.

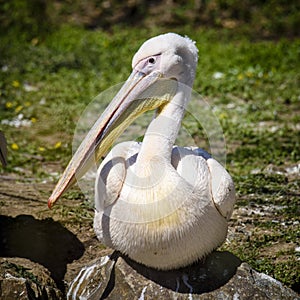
[67,251,299,300]
[1,251,298,299]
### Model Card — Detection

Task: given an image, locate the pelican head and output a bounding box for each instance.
[132,33,198,87]
[48,33,199,207]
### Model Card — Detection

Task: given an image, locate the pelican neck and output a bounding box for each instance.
[136,83,191,163]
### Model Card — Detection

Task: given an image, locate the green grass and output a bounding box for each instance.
[2,261,40,286]
[0,25,299,290]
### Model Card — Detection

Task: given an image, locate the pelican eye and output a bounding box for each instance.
[148,57,156,64]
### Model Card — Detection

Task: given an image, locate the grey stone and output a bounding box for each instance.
[67,251,299,299]
[0,257,63,299]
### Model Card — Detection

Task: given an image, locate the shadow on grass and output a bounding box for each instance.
[0,214,84,291]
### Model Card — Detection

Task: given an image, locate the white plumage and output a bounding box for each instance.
[93,33,235,269]
[48,33,235,270]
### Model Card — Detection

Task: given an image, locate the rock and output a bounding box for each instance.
[0,214,85,291]
[66,251,299,299]
[0,257,64,299]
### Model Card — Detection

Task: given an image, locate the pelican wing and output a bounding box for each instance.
[94,142,140,211]
[171,146,235,220]
[206,158,235,220]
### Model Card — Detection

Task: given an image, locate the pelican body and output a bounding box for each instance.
[48,33,235,270]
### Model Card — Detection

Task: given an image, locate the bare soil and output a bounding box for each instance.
[0,175,112,293]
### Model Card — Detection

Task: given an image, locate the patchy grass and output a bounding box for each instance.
[0,26,299,290]
[2,261,40,285]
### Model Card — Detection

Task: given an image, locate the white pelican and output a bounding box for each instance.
[48,33,235,270]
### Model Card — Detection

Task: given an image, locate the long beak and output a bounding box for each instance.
[48,70,177,208]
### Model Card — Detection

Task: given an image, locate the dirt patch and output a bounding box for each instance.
[0,177,111,294]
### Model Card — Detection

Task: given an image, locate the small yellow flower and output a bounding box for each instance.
[54,141,62,149]
[24,101,31,107]
[237,74,244,80]
[38,146,46,152]
[12,80,20,88]
[11,143,19,150]
[31,117,37,123]
[218,112,228,120]
[6,101,13,109]
[31,38,39,46]
[15,105,23,113]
